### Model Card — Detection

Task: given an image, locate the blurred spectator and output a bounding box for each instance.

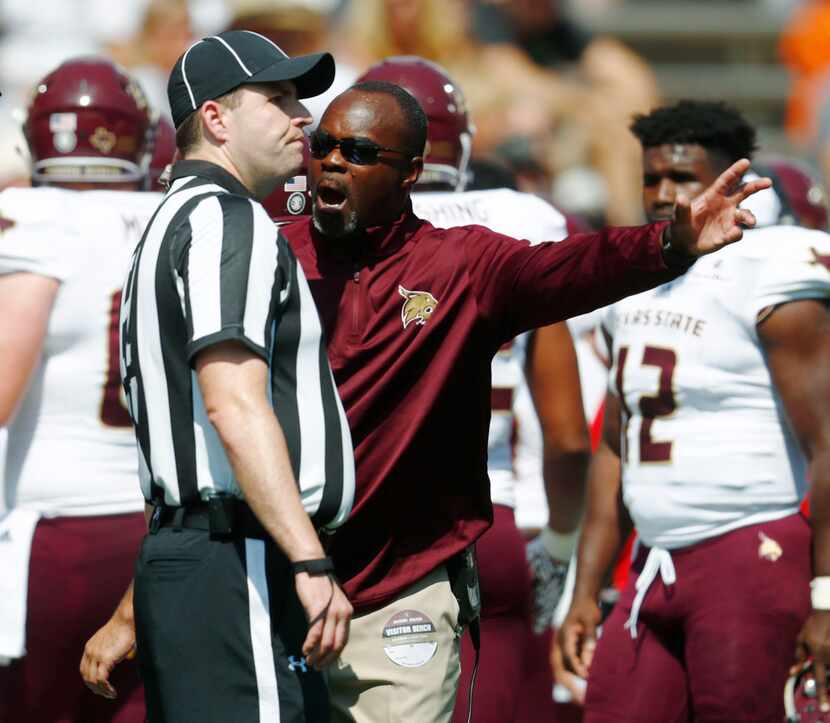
[780,1,830,146]
[108,0,195,117]
[474,0,660,225]
[466,156,520,192]
[475,1,659,137]
[225,0,358,127]
[340,0,653,224]
[474,0,658,117]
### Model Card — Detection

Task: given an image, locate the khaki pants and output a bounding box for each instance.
[329,566,462,722]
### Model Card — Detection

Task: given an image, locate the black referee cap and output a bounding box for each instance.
[168,30,335,128]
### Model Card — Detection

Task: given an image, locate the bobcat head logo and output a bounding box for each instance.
[399,285,438,329]
[758,531,782,562]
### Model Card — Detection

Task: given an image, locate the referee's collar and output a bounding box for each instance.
[169,160,254,199]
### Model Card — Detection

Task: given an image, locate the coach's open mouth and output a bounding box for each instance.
[315,184,348,212]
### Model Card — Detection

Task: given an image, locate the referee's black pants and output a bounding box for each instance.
[134,527,329,722]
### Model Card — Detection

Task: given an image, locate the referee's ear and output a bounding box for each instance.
[401,156,424,191]
[199,100,232,146]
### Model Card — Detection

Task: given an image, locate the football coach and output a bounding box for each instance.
[81,31,355,722]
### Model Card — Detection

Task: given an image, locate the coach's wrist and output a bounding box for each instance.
[661,223,696,270]
[811,577,830,610]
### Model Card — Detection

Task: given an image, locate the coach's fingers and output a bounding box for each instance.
[82,660,117,699]
[80,649,115,699]
[95,661,118,699]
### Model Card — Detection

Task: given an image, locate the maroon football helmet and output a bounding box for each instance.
[357,56,475,191]
[754,156,829,231]
[146,114,176,192]
[24,56,152,185]
[262,137,311,222]
[785,661,830,722]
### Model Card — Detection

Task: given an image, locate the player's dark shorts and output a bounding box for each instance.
[134,526,328,722]
[0,512,146,723]
[584,513,811,723]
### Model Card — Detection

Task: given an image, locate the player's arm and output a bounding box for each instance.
[526,322,591,546]
[560,389,632,678]
[195,340,352,669]
[0,272,59,424]
[758,298,830,708]
[467,160,770,339]
[523,322,591,631]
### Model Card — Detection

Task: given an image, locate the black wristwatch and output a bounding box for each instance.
[660,224,696,271]
[292,557,336,576]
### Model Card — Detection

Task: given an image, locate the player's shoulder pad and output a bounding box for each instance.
[0,188,81,280]
[0,186,77,227]
[747,225,830,310]
[499,189,568,243]
[81,189,163,215]
[740,224,830,263]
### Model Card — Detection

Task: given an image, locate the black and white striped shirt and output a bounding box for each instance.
[119,160,354,530]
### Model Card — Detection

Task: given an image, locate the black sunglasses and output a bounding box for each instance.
[309,131,412,166]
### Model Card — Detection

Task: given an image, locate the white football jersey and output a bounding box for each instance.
[0,187,161,517]
[603,224,830,548]
[413,188,568,509]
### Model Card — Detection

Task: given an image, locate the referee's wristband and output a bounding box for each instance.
[811,576,830,610]
[292,557,335,576]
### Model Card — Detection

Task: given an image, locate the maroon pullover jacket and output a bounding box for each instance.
[284,206,676,612]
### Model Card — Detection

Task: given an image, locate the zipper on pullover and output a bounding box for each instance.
[351,265,360,338]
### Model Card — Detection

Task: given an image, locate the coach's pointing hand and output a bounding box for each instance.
[297,573,352,669]
[667,158,771,258]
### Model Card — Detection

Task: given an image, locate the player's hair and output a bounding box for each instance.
[176,88,243,156]
[630,100,758,164]
[349,80,428,159]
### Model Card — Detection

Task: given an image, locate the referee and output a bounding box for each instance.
[100,32,354,722]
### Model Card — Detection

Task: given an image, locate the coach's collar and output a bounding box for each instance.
[169,160,255,199]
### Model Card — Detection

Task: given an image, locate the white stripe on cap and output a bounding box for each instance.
[241,30,288,58]
[180,39,206,110]
[211,35,253,76]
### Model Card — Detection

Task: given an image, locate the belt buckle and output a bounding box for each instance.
[148,505,163,534]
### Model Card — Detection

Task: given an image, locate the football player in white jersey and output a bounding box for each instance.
[560,100,830,721]
[0,58,167,723]
[357,57,592,723]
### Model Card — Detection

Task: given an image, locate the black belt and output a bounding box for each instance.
[150,496,268,540]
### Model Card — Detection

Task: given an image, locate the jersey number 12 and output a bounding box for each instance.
[616,345,677,463]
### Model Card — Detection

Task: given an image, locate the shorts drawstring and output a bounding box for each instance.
[624,547,676,639]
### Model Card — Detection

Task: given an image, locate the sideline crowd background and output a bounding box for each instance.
[0,0,822,227]
[0,0,827,721]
